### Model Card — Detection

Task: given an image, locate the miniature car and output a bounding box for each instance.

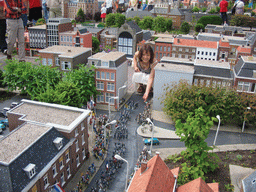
[0,119,8,127]
[144,138,159,145]
[0,123,5,133]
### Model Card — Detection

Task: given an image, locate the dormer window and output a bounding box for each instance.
[24,163,36,179]
[53,137,63,150]
[102,61,109,67]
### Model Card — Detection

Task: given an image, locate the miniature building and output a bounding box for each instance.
[63,0,99,19]
[59,29,92,48]
[153,57,194,111]
[155,37,174,61]
[46,18,73,47]
[127,153,219,192]
[87,51,128,110]
[125,10,155,19]
[1,99,90,191]
[39,45,92,71]
[241,170,256,192]
[117,21,143,59]
[233,56,256,94]
[193,59,233,88]
[150,7,185,29]
[172,38,218,61]
[100,29,117,49]
[85,27,104,41]
[28,24,47,56]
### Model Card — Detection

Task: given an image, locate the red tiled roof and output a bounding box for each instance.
[177,177,219,192]
[219,39,230,47]
[128,154,179,192]
[237,46,251,53]
[173,38,218,49]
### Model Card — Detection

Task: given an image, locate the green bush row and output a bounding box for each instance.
[2,59,98,108]
[162,80,256,126]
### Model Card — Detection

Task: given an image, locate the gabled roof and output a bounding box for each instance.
[127,154,179,192]
[151,8,185,15]
[125,10,155,19]
[173,38,218,49]
[143,30,152,41]
[127,20,142,33]
[177,177,219,192]
[237,46,251,53]
[234,56,256,78]
[0,124,70,192]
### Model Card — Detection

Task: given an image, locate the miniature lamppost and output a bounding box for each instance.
[146,118,154,156]
[114,154,129,191]
[103,120,117,146]
[213,115,220,146]
[118,85,127,110]
[242,107,251,132]
[108,96,118,120]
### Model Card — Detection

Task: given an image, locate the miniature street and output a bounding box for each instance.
[1,88,256,192]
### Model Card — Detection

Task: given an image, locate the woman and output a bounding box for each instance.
[133,44,157,102]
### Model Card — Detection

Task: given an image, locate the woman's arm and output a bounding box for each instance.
[133,51,140,72]
[143,59,157,102]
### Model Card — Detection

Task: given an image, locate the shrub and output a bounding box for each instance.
[133,16,140,25]
[230,15,256,28]
[94,12,101,22]
[192,6,200,13]
[36,18,45,25]
[197,15,222,27]
[85,13,93,20]
[71,20,76,24]
[0,69,6,88]
[153,16,167,32]
[216,6,220,13]
[194,23,204,32]
[115,13,126,27]
[201,7,207,12]
[138,16,154,30]
[166,18,173,32]
[180,21,190,34]
[75,15,84,23]
[92,36,100,53]
[251,11,255,16]
[76,8,85,22]
[209,8,216,14]
[97,22,105,28]
[106,13,116,26]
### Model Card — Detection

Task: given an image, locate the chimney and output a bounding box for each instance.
[156,151,160,156]
[141,161,147,173]
[68,50,71,52]
[177,39,180,43]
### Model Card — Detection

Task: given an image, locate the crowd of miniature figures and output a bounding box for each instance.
[135,101,152,127]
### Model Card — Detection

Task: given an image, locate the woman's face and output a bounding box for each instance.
[141,50,151,64]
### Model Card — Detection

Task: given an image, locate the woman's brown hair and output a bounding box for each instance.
[138,44,154,64]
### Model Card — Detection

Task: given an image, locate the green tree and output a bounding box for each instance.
[115,13,126,27]
[194,23,205,32]
[106,13,116,27]
[77,8,85,18]
[192,6,200,13]
[133,16,141,25]
[180,21,190,34]
[166,18,173,32]
[92,36,100,53]
[0,69,6,87]
[153,16,167,32]
[36,18,46,25]
[175,107,219,184]
[201,7,207,12]
[216,6,220,13]
[138,16,154,30]
[209,8,216,14]
[197,15,222,27]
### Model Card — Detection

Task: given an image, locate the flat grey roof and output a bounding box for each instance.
[155,62,195,73]
[0,123,51,164]
[195,59,230,69]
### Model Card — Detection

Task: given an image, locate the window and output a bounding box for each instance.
[48,58,52,66]
[222,81,226,87]
[200,79,204,85]
[198,51,200,54]
[164,46,166,52]
[212,80,216,88]
[61,61,71,70]
[60,36,63,42]
[64,36,66,42]
[194,78,198,85]
[52,164,57,178]
[44,175,49,189]
[107,82,115,91]
[67,165,71,179]
[185,48,189,52]
[76,140,79,152]
[179,48,182,51]
[76,154,80,167]
[206,80,210,87]
[97,92,104,102]
[237,81,250,92]
[81,122,85,131]
[156,46,158,51]
[168,47,170,52]
[110,73,115,81]
[205,52,208,55]
[96,71,100,79]
[106,72,110,80]
[24,163,36,179]
[82,133,85,144]
[75,128,78,137]
[67,36,69,42]
[156,53,158,59]
[65,150,70,163]
[42,58,47,66]
[101,72,105,79]
[105,92,114,103]
[172,53,175,57]
[201,51,204,55]
[82,148,86,159]
[81,38,83,43]
[167,53,170,57]
[59,157,64,170]
[192,49,195,53]
[213,52,216,56]
[172,47,176,51]
[102,61,109,67]
[60,172,65,186]
[209,52,212,56]
[96,81,104,90]
[55,57,60,66]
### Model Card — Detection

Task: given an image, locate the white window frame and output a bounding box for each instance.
[97,92,104,103]
[110,73,115,81]
[75,128,78,137]
[81,121,85,131]
[60,172,65,186]
[76,154,80,167]
[96,81,104,90]
[82,133,85,145]
[43,174,49,189]
[24,163,36,179]
[59,159,64,170]
[237,81,250,92]
[65,151,70,163]
[105,92,114,103]
[52,164,58,178]
[48,58,52,66]
[107,82,115,91]
[75,140,79,152]
[67,165,71,179]
[42,58,47,66]
[96,71,100,79]
[61,61,71,71]
[102,61,109,67]
[101,72,105,79]
[55,57,60,66]
[82,148,86,159]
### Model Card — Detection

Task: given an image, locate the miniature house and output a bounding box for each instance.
[1,99,91,191]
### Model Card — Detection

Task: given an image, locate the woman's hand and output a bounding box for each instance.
[134,66,140,72]
[143,92,148,102]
